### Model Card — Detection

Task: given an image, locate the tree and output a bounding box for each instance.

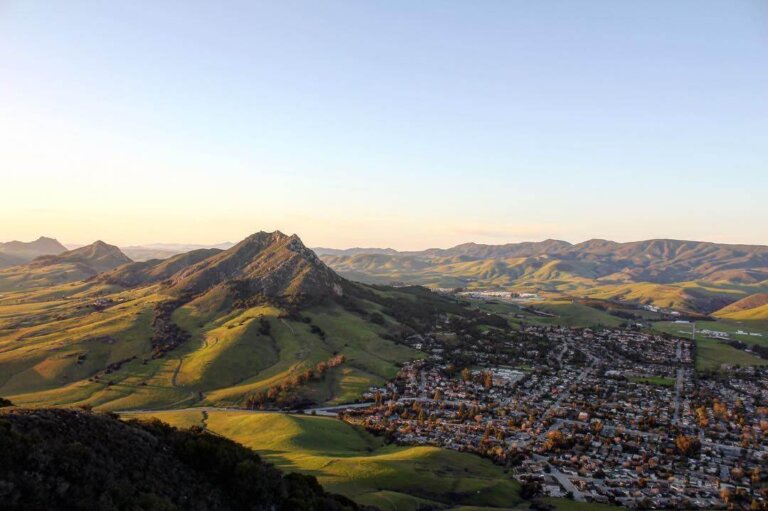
[543,430,567,452]
[483,371,493,389]
[675,435,701,457]
[369,312,386,325]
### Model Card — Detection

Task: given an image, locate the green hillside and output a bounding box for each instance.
[123,410,524,511]
[0,284,422,410]
[1,407,363,511]
[0,241,132,292]
[714,293,768,320]
[0,232,489,411]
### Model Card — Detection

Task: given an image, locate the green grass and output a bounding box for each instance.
[627,375,675,387]
[1,279,421,411]
[694,337,768,371]
[123,410,523,511]
[651,320,768,371]
[514,301,624,328]
[467,299,625,329]
[652,320,768,346]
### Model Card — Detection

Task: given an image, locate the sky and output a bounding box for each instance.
[1,1,766,249]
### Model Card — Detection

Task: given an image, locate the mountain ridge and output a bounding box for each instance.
[0,241,132,291]
[0,236,67,267]
[31,240,132,273]
[318,238,768,313]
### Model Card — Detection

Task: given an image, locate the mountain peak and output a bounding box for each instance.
[32,241,132,273]
[169,231,346,305]
[0,236,67,264]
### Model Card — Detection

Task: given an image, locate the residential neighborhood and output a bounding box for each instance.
[342,324,768,509]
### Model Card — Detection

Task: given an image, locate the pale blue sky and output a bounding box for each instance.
[1,1,766,248]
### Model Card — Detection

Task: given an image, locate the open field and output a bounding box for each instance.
[694,337,768,371]
[468,299,625,329]
[651,320,768,371]
[123,410,524,511]
[627,375,675,387]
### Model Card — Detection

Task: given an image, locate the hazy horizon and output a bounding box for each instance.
[2,1,766,248]
[15,231,768,253]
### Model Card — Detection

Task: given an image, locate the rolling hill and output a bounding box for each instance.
[0,241,132,292]
[0,407,364,511]
[0,231,484,412]
[319,238,768,313]
[0,236,67,267]
[123,409,524,511]
[714,293,768,320]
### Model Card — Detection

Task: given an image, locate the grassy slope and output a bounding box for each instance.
[0,279,421,410]
[468,299,624,329]
[714,294,768,320]
[694,338,768,371]
[123,410,523,511]
[0,262,101,292]
[716,302,768,320]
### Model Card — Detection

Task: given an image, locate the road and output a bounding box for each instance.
[117,402,377,417]
[673,368,684,423]
[532,454,585,502]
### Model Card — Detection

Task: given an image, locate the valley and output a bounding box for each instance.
[1,232,767,510]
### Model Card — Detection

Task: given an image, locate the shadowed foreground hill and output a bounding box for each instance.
[0,408,366,511]
[125,410,524,511]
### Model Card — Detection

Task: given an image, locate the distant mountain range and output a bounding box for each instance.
[0,240,132,292]
[3,234,768,316]
[320,239,768,282]
[318,238,768,315]
[0,236,67,267]
[313,247,400,257]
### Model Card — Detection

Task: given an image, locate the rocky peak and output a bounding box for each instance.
[168,231,346,305]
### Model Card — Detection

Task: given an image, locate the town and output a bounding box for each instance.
[341,323,768,510]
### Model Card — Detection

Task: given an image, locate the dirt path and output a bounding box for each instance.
[171,356,183,387]
[280,318,295,335]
